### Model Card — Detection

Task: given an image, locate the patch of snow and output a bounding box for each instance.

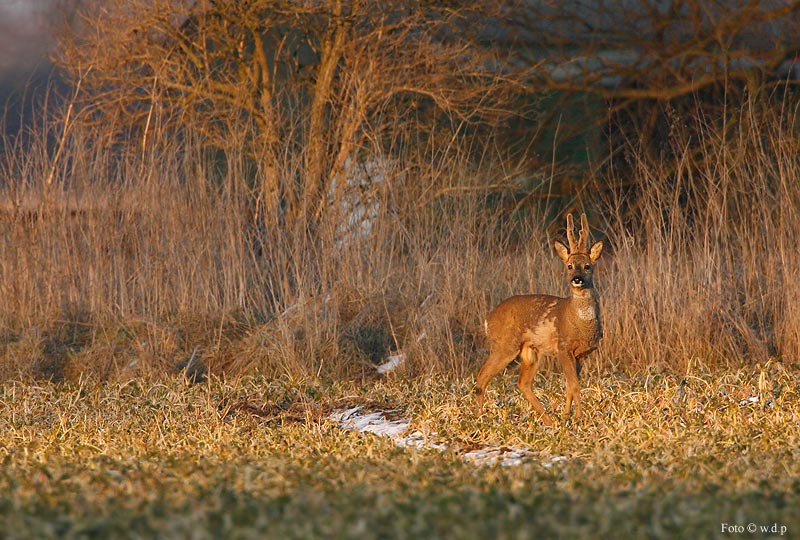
[463,447,569,468]
[396,430,448,452]
[375,331,426,375]
[739,395,760,406]
[542,455,569,468]
[463,446,535,467]
[376,352,406,375]
[329,407,568,468]
[330,406,410,438]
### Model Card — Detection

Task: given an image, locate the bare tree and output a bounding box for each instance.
[504,0,800,168]
[54,0,533,229]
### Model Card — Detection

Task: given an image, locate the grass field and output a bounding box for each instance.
[3,30,800,537]
[3,109,800,537]
[1,365,797,539]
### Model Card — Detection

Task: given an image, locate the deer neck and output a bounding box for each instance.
[568,288,599,322]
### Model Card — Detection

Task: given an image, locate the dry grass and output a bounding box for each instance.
[0,369,797,539]
[2,14,798,535]
[598,101,800,371]
[2,96,799,382]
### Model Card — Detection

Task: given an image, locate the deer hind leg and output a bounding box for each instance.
[560,351,582,420]
[518,346,554,427]
[475,345,518,408]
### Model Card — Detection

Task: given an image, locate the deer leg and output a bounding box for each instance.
[518,346,554,427]
[575,357,583,378]
[560,351,582,420]
[475,346,518,408]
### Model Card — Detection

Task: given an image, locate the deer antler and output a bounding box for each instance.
[566,214,578,252]
[577,213,590,252]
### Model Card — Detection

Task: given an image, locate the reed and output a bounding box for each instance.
[1,95,797,381]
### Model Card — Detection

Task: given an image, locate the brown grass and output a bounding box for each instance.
[1,94,799,382]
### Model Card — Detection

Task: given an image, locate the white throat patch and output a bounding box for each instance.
[577,305,596,321]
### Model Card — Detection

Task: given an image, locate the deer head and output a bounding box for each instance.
[554,213,603,294]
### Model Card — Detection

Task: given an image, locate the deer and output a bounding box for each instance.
[475,213,604,427]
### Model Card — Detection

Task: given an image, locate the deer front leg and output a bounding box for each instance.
[560,351,582,420]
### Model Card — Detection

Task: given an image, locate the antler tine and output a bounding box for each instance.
[578,213,590,251]
[566,214,577,252]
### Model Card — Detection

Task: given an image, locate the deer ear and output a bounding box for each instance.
[589,240,604,262]
[554,240,570,262]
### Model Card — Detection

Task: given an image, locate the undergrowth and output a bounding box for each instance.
[3,97,800,381]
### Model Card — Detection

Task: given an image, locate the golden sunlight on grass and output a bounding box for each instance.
[2,7,800,537]
[0,367,797,539]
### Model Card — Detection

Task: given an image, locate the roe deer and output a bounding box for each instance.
[475,213,603,426]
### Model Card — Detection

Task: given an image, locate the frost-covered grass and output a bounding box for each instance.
[1,366,798,539]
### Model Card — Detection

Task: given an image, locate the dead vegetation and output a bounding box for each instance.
[2,1,800,382]
[2,95,799,382]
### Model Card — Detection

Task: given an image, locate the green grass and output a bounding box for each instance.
[1,365,797,539]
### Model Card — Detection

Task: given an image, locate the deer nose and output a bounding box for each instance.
[571,276,584,286]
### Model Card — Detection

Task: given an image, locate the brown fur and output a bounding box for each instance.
[475,214,603,426]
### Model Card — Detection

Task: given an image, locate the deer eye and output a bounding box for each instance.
[584,264,591,271]
[567,264,573,270]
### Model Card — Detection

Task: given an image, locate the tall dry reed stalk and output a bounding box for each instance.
[599,98,800,372]
[0,96,798,381]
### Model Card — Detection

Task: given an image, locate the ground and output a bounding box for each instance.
[0,365,797,539]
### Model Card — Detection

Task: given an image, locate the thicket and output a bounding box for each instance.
[1,0,799,381]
